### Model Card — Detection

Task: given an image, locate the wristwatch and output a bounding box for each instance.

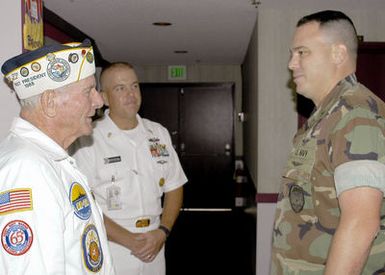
[158,225,171,238]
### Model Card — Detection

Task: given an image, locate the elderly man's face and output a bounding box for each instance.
[55,75,103,140]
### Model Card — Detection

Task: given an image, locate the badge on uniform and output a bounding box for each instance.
[159,178,165,187]
[0,188,33,216]
[289,184,305,213]
[69,182,92,220]
[1,220,33,256]
[149,137,170,158]
[104,156,121,164]
[82,224,103,272]
[106,185,122,211]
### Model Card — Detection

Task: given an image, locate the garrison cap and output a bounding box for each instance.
[1,39,95,99]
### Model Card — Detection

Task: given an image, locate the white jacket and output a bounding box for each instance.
[0,118,115,275]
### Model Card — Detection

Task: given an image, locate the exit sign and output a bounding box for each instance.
[168,65,187,80]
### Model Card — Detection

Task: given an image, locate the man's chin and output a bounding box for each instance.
[79,125,93,137]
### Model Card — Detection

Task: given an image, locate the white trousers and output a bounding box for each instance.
[109,242,165,275]
[109,219,165,275]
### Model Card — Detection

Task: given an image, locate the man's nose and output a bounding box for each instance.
[92,89,104,109]
[288,55,298,71]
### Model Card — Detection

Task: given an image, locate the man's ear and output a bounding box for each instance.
[332,43,348,65]
[40,90,57,118]
[101,90,109,106]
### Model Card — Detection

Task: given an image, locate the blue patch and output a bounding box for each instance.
[1,220,33,256]
[82,224,103,272]
[69,182,92,220]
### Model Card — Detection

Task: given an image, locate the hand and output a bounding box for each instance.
[131,229,167,263]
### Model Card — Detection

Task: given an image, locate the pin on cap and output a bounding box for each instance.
[1,39,96,99]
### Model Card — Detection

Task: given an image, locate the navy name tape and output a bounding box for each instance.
[104,156,121,164]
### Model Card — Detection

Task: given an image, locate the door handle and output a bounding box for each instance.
[225,143,231,156]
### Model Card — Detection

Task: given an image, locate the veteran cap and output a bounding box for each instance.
[1,39,95,99]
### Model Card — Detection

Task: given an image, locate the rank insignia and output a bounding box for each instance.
[289,184,305,213]
[69,182,91,220]
[1,220,33,256]
[82,224,103,272]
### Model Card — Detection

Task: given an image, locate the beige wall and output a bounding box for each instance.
[135,64,243,156]
[243,6,385,194]
[0,1,22,139]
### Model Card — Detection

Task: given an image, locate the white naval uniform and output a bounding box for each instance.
[0,118,115,275]
[72,113,187,275]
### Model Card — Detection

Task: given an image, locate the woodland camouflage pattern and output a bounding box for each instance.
[271,75,385,275]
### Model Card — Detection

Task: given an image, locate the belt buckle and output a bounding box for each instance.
[135,218,150,228]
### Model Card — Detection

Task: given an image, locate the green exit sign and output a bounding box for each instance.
[168,65,187,80]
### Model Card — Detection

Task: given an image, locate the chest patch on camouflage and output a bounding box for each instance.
[289,184,305,213]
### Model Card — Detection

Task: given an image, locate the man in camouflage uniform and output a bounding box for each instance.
[271,10,385,275]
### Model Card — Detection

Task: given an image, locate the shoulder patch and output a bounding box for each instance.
[82,224,103,272]
[0,188,33,216]
[69,182,91,220]
[1,220,33,256]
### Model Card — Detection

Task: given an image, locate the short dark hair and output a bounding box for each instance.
[297,10,356,32]
[99,62,135,89]
[100,62,134,79]
[297,10,358,58]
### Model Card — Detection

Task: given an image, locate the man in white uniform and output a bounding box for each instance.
[71,62,187,275]
[0,40,115,275]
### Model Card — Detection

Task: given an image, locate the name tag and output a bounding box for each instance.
[104,156,121,164]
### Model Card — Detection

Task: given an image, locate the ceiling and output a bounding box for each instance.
[44,0,258,66]
[44,0,385,67]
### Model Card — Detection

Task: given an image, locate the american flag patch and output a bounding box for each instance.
[0,189,33,215]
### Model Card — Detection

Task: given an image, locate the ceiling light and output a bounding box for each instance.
[152,22,172,26]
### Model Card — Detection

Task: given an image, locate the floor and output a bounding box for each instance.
[165,209,256,275]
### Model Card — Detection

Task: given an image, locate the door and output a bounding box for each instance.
[140,83,235,208]
[356,42,385,100]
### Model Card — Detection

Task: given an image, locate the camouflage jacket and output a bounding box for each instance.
[271,75,385,275]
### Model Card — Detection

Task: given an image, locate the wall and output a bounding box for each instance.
[135,64,243,156]
[0,1,22,139]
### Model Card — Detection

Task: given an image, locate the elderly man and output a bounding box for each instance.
[0,40,115,274]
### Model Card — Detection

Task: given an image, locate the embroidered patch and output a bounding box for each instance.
[82,224,103,272]
[1,220,33,256]
[0,188,33,216]
[69,182,91,220]
[289,184,305,213]
[47,58,70,82]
